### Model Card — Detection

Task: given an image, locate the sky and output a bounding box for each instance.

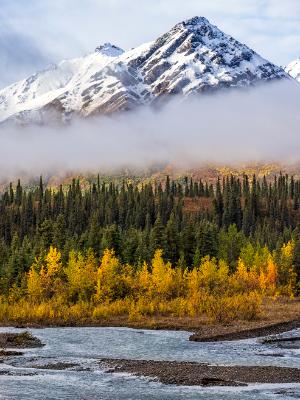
[0,0,299,88]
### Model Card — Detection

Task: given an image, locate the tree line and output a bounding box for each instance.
[1,173,300,295]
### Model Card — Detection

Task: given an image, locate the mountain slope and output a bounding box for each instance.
[285,59,300,82]
[0,16,288,125]
[0,43,125,124]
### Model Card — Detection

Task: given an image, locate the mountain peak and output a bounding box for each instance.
[95,43,124,57]
[0,17,288,125]
[169,15,223,42]
[179,16,210,28]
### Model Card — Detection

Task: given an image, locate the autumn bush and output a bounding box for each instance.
[0,241,297,324]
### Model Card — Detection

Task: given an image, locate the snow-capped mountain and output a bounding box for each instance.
[0,16,288,125]
[285,59,300,83]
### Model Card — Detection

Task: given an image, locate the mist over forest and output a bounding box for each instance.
[0,80,299,181]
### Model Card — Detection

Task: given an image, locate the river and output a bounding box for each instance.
[0,327,300,399]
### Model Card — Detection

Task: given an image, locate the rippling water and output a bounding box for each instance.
[0,327,300,399]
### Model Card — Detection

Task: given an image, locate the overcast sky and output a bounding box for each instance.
[0,0,299,88]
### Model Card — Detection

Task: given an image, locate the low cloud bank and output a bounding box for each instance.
[0,80,299,180]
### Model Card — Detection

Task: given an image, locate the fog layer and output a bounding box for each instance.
[0,80,299,179]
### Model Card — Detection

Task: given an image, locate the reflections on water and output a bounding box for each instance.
[0,326,300,400]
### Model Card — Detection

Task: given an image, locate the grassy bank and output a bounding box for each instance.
[1,298,300,342]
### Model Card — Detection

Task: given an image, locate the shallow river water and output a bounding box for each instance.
[0,326,300,399]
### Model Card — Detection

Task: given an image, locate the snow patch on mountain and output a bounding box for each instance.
[285,59,300,83]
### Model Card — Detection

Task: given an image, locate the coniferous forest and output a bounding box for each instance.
[1,173,300,324]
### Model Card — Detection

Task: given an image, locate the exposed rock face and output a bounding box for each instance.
[0,16,289,125]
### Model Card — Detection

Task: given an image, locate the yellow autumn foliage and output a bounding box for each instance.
[1,241,298,324]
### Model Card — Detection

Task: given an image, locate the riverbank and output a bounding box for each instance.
[1,298,300,343]
[101,358,300,387]
[190,319,300,342]
[190,298,300,341]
